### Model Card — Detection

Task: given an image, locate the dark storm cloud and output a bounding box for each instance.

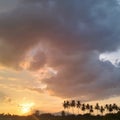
[45,51,120,100]
[0,0,120,100]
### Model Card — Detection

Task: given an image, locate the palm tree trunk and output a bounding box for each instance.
[78,108,79,115]
[72,107,74,114]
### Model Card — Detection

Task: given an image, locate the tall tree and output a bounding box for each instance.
[86,104,90,114]
[66,100,70,114]
[105,104,109,114]
[89,105,94,115]
[76,100,81,114]
[112,103,119,113]
[63,101,67,113]
[100,106,105,115]
[81,104,86,114]
[70,100,76,114]
[95,103,100,115]
[108,104,113,113]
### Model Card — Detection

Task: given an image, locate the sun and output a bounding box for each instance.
[19,103,35,115]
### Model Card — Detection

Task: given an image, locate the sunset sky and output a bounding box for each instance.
[0,0,120,115]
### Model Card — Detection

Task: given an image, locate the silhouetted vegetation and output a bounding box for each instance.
[1,112,120,120]
[63,100,120,115]
[1,101,120,120]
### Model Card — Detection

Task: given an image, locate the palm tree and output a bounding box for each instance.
[100,106,105,115]
[81,104,86,114]
[66,100,70,114]
[70,100,76,114]
[76,100,81,114]
[108,104,113,113]
[95,103,100,115]
[86,104,90,114]
[63,101,67,112]
[89,105,94,115]
[105,104,109,114]
[63,100,70,115]
[112,103,119,113]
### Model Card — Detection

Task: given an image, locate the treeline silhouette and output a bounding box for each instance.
[1,101,120,120]
[63,100,120,115]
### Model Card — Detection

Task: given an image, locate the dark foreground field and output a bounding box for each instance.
[1,113,120,120]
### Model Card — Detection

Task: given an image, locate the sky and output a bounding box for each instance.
[0,0,120,115]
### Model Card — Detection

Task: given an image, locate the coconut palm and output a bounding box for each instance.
[89,105,94,115]
[100,106,105,115]
[66,100,70,114]
[112,103,119,113]
[108,104,113,113]
[63,100,70,115]
[63,101,67,112]
[70,100,76,114]
[81,104,86,114]
[105,104,109,114]
[86,104,90,113]
[76,100,81,114]
[95,103,100,115]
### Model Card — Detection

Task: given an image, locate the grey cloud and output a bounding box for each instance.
[29,51,46,71]
[0,0,120,100]
[0,0,20,13]
[44,51,120,100]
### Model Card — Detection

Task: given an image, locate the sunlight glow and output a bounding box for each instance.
[19,102,35,115]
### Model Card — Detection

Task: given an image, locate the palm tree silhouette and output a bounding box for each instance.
[63,100,120,116]
[63,101,67,113]
[86,104,90,114]
[108,104,113,113]
[95,103,100,115]
[89,105,94,115]
[105,104,109,114]
[66,100,70,114]
[100,106,105,115]
[63,100,70,115]
[112,103,119,113]
[70,100,76,114]
[76,100,81,114]
[81,104,86,114]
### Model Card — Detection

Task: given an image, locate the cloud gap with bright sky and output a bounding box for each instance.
[0,0,120,115]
